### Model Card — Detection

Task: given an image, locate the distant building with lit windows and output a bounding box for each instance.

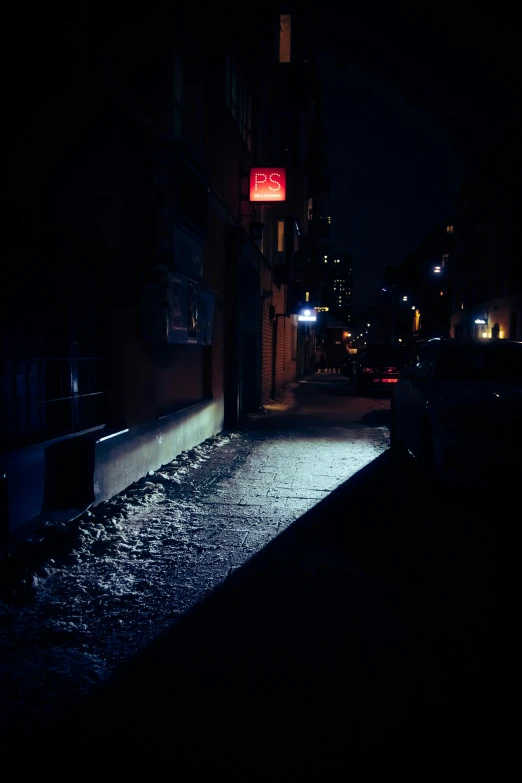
[321,252,352,321]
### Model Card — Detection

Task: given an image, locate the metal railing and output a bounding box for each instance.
[1,357,105,453]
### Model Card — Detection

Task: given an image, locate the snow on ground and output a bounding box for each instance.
[0,433,245,734]
[0,382,391,737]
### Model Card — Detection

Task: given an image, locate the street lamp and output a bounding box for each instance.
[434,266,441,274]
[402,296,408,301]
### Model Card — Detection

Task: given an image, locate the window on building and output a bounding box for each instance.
[225,56,237,120]
[305,291,309,302]
[308,198,313,221]
[246,94,252,152]
[226,56,253,153]
[174,53,183,139]
[279,14,291,63]
[446,225,454,234]
[277,220,285,252]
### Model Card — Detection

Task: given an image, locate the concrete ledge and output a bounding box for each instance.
[1,398,224,535]
[93,397,224,506]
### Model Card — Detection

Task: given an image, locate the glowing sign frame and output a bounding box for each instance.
[250,168,286,202]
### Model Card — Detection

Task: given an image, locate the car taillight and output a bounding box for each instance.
[361,366,374,374]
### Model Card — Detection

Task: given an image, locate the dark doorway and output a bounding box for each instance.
[240,259,261,413]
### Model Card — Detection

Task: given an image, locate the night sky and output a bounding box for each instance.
[315,3,522,312]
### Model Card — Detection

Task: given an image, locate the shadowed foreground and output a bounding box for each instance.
[6,443,519,777]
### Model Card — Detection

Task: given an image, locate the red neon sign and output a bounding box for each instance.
[249,168,286,202]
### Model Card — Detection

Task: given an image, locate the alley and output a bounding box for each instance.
[1,374,518,775]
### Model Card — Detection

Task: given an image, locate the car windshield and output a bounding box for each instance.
[363,346,405,365]
[436,342,522,382]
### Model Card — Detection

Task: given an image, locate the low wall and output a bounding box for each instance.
[1,398,224,538]
[93,398,224,505]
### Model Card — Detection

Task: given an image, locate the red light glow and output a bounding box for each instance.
[250,168,286,201]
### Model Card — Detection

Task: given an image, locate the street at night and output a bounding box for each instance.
[3,2,522,776]
[2,376,519,774]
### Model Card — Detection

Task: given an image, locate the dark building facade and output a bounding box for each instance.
[374,224,454,344]
[450,116,522,341]
[2,6,328,537]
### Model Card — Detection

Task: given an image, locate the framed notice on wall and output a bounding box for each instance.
[142,269,216,345]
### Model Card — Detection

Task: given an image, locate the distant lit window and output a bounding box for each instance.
[305,291,310,302]
[279,14,291,63]
[440,290,444,296]
[446,225,454,234]
[277,220,285,252]
[308,198,313,221]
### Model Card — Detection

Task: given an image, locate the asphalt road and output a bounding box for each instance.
[2,375,519,776]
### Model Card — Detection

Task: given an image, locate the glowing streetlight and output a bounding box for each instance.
[434,266,441,273]
[402,296,408,301]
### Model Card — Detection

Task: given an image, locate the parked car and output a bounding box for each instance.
[353,343,409,394]
[390,337,522,487]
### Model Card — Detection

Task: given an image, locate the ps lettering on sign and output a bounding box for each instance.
[249,167,286,202]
